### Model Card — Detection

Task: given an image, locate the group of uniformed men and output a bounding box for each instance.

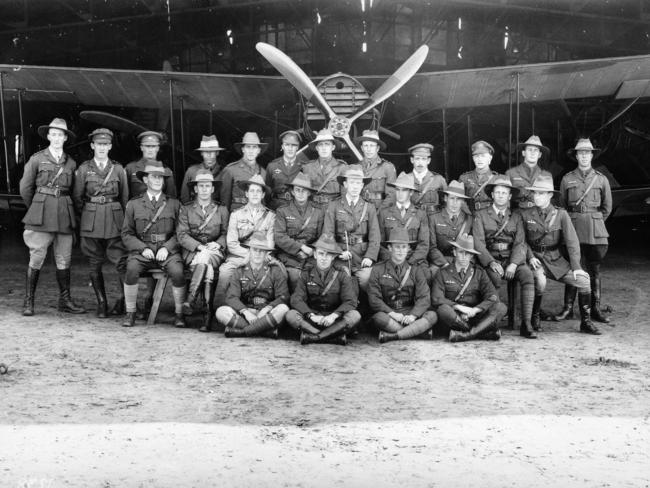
[18,117,612,344]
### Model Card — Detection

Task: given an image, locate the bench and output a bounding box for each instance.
[141,268,168,325]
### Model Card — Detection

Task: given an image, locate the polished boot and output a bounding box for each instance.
[553,285,576,321]
[578,292,601,335]
[300,331,319,345]
[449,310,499,343]
[481,329,502,341]
[225,326,247,338]
[122,311,136,327]
[531,294,543,331]
[174,313,187,328]
[22,267,40,316]
[590,272,610,324]
[242,313,277,336]
[183,264,207,316]
[90,270,108,318]
[199,280,215,333]
[56,269,86,314]
[379,331,398,343]
[519,319,537,339]
[506,280,517,329]
[450,314,470,332]
[316,319,349,344]
[109,275,126,316]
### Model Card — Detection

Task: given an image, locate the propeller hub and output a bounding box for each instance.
[328,116,351,137]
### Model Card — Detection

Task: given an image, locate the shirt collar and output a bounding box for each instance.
[146,191,161,202]
[397,201,411,212]
[346,195,359,207]
[49,147,63,160]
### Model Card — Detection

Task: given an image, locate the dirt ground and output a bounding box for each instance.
[1,219,650,487]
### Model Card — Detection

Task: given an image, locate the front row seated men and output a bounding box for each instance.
[286,234,361,345]
[520,175,600,335]
[368,228,437,343]
[121,160,186,328]
[176,169,229,332]
[431,234,507,342]
[215,232,289,338]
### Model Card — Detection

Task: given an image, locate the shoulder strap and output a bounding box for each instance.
[320,270,340,296]
[315,164,341,193]
[47,166,65,187]
[197,205,221,231]
[240,209,271,242]
[397,266,412,291]
[298,206,315,233]
[457,217,468,237]
[472,175,493,199]
[141,200,167,235]
[574,174,599,206]
[253,267,271,291]
[453,268,475,302]
[92,163,115,196]
[413,176,436,204]
[492,214,510,238]
[350,202,369,233]
[403,215,414,229]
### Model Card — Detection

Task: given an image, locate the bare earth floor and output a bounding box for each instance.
[1,227,649,487]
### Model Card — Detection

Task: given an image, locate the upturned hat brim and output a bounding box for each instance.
[516,142,550,157]
[312,241,343,255]
[241,240,275,251]
[337,175,372,185]
[38,124,76,141]
[485,183,519,197]
[353,135,387,151]
[449,241,481,255]
[236,179,271,194]
[387,181,418,191]
[524,185,559,193]
[136,167,172,181]
[309,138,341,150]
[234,142,268,155]
[439,188,470,199]
[567,147,601,161]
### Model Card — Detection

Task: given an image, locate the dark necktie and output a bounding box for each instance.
[497,212,504,224]
[451,215,458,225]
[459,268,465,281]
[399,206,406,218]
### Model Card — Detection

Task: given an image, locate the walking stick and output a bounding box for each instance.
[344,230,352,275]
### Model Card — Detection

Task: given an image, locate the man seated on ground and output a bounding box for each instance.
[274,172,324,291]
[176,169,229,332]
[472,175,536,339]
[431,233,507,342]
[368,228,437,343]
[215,232,289,338]
[285,234,360,346]
[520,175,600,335]
[121,160,186,328]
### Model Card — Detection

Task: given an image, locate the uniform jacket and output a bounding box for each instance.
[521,205,581,280]
[265,157,304,209]
[360,156,396,208]
[408,170,447,214]
[226,262,288,311]
[124,158,177,199]
[323,196,380,265]
[459,169,499,211]
[368,260,431,317]
[225,204,275,261]
[428,209,474,265]
[559,167,612,245]
[20,148,77,233]
[431,263,498,311]
[505,164,551,207]
[179,162,222,204]
[377,203,429,264]
[121,193,181,254]
[301,157,348,208]
[73,159,129,239]
[291,264,357,316]
[472,206,527,267]
[176,200,229,261]
[274,201,324,268]
[218,159,266,212]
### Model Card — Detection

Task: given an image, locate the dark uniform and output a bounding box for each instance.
[218,159,266,212]
[360,156,397,209]
[428,209,473,269]
[459,169,499,212]
[302,158,348,209]
[265,156,304,210]
[125,158,177,199]
[408,170,447,215]
[377,204,429,265]
[506,164,551,209]
[179,163,222,204]
[177,201,229,265]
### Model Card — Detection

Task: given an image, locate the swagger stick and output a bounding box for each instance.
[344,231,352,275]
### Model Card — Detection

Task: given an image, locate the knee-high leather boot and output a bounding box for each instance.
[449,310,499,342]
[578,292,601,335]
[183,264,207,316]
[301,319,349,345]
[519,282,536,338]
[56,269,86,314]
[22,267,40,316]
[242,312,278,337]
[199,279,215,332]
[553,285,576,321]
[531,294,543,331]
[109,274,126,316]
[589,267,610,323]
[89,269,108,318]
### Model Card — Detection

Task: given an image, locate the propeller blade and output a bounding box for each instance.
[591,96,641,136]
[348,45,429,125]
[256,42,336,120]
[341,133,364,161]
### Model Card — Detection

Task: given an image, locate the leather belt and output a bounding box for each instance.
[251,296,268,306]
[313,194,336,204]
[474,201,491,210]
[274,191,292,201]
[568,205,599,213]
[518,201,535,208]
[338,236,367,245]
[37,187,69,197]
[489,242,511,251]
[364,191,384,200]
[420,202,438,212]
[232,196,248,204]
[142,233,169,243]
[530,243,560,252]
[88,195,117,204]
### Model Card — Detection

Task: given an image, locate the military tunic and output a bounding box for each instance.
[274,201,324,269]
[218,159,266,211]
[408,170,447,215]
[559,168,612,245]
[505,164,551,209]
[368,260,431,316]
[20,149,78,234]
[428,209,474,266]
[176,200,229,265]
[377,204,429,265]
[431,264,499,311]
[459,169,499,212]
[125,158,177,199]
[179,162,222,204]
[290,265,358,316]
[301,157,348,209]
[265,157,304,210]
[226,263,288,312]
[360,156,397,209]
[472,206,527,268]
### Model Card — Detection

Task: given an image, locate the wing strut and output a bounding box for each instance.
[0,73,10,192]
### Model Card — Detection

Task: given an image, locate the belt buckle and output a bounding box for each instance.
[97,195,106,204]
[579,203,587,213]
[53,188,61,197]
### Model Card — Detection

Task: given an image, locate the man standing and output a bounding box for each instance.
[121,161,186,328]
[265,130,305,210]
[125,131,176,199]
[274,172,324,290]
[506,135,552,209]
[215,233,288,338]
[354,129,396,209]
[405,143,447,215]
[302,129,348,209]
[368,228,437,343]
[179,135,224,204]
[459,140,499,213]
[431,234,507,342]
[521,175,600,335]
[218,132,267,212]
[557,139,613,324]
[72,128,129,318]
[472,176,536,339]
[323,165,380,293]
[286,234,361,345]
[214,174,275,304]
[20,118,85,316]
[177,169,229,332]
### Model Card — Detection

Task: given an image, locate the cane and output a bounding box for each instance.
[344,230,352,275]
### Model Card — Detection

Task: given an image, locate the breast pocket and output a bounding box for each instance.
[566,184,581,203]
